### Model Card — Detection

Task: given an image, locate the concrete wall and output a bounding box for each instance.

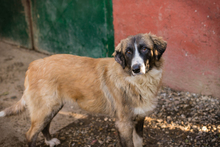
[113,0,220,97]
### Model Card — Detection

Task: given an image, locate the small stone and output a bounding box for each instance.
[90,140,97,145]
[98,139,104,144]
[211,138,216,142]
[202,126,207,132]
[60,137,66,140]
[11,96,17,99]
[181,114,186,119]
[167,116,171,120]
[1,92,9,96]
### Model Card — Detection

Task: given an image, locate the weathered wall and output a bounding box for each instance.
[31,0,114,57]
[0,0,114,58]
[113,0,220,97]
[0,0,32,48]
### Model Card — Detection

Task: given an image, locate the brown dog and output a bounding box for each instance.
[0,33,167,147]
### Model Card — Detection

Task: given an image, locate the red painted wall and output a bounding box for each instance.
[113,0,220,97]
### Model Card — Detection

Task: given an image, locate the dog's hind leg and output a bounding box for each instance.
[42,123,61,147]
[26,104,63,147]
[42,105,63,147]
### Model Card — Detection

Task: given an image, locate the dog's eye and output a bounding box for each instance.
[141,47,149,52]
[126,51,132,55]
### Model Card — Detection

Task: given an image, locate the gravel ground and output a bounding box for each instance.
[18,87,220,147]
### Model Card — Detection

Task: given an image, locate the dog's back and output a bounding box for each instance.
[26,55,119,115]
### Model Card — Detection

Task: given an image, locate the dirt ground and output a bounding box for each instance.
[0,42,219,147]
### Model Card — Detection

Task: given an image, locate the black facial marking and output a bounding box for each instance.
[124,46,134,69]
[115,51,126,69]
[149,34,167,61]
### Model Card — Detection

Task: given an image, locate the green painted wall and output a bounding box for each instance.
[0,0,31,48]
[31,0,114,58]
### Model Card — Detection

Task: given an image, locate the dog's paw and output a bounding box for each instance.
[45,138,61,147]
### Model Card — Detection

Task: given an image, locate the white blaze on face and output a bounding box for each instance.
[131,42,146,75]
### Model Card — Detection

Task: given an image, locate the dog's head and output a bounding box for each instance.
[113,33,167,76]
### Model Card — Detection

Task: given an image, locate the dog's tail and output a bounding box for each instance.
[0,96,26,117]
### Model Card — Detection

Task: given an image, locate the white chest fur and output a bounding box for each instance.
[126,68,162,117]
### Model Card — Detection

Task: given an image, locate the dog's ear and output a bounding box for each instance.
[150,34,167,61]
[113,42,126,69]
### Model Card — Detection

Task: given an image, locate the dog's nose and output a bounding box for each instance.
[132,64,141,73]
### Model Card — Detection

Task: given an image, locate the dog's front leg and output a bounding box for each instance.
[115,120,134,147]
[133,118,145,147]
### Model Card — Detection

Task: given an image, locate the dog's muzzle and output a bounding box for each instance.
[131,63,145,76]
[132,64,141,74]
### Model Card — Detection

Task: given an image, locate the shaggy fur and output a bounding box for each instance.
[0,33,167,147]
